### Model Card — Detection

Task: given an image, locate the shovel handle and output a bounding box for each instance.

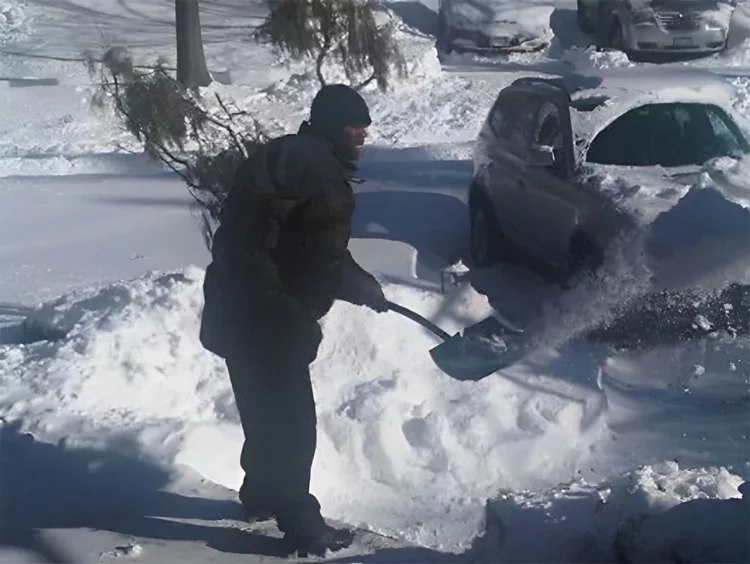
[384,300,451,341]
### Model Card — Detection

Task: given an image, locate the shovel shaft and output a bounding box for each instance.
[384,300,451,341]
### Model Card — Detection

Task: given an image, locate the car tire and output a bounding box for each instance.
[469,189,500,269]
[436,11,455,55]
[576,0,594,33]
[562,230,603,288]
[609,19,626,53]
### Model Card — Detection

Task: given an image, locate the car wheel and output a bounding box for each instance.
[436,11,455,55]
[609,19,625,52]
[562,230,603,288]
[576,0,593,33]
[469,191,499,268]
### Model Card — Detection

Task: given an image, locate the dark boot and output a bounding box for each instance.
[282,523,355,557]
[241,504,274,523]
[238,479,275,522]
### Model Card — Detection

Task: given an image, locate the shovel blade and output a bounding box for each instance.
[428,316,530,381]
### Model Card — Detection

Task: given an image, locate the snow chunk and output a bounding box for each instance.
[560,46,635,71]
[0,0,30,43]
[474,463,747,563]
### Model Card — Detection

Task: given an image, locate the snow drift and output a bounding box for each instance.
[0,265,608,548]
[473,462,748,563]
[0,0,29,44]
[0,265,747,559]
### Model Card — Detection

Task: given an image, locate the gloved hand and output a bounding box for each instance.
[337,251,389,313]
[359,276,388,313]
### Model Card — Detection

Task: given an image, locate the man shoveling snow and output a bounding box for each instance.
[199,84,388,557]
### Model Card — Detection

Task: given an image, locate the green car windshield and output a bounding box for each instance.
[586,102,750,167]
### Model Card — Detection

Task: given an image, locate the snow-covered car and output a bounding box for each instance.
[469,68,750,302]
[577,0,736,56]
[436,0,552,54]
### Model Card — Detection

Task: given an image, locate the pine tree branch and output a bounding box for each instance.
[354,70,377,91]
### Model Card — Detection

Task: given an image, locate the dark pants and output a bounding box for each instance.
[224,319,326,536]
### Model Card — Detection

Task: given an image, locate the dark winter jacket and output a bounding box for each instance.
[199,125,382,359]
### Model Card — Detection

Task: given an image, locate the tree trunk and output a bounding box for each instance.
[176,0,212,88]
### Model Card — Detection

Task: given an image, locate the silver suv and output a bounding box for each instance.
[577,0,736,56]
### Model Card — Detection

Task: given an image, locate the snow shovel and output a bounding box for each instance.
[385,300,531,381]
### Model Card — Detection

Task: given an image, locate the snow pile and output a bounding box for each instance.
[0,84,143,177]
[704,154,750,210]
[574,166,750,294]
[532,229,654,347]
[559,46,635,70]
[3,261,744,554]
[0,268,227,454]
[0,0,29,43]
[728,76,750,128]
[474,462,748,563]
[0,265,619,549]
[708,37,750,68]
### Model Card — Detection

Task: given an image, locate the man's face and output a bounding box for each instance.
[336,124,369,162]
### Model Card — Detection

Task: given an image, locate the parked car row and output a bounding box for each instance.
[577,0,738,57]
[436,0,738,58]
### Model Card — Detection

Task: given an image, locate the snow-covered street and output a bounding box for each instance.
[0,1,748,562]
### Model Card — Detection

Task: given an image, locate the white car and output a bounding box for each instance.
[436,0,552,54]
[577,0,736,56]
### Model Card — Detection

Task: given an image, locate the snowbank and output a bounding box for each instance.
[560,46,635,71]
[0,265,620,549]
[2,261,747,554]
[0,0,30,43]
[474,462,748,563]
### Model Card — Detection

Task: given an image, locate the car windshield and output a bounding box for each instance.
[585,102,749,167]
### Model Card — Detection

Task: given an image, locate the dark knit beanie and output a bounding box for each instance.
[308,84,372,139]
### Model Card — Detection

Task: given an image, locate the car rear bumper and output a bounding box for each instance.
[628,22,727,53]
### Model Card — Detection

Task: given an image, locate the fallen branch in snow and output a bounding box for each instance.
[85,46,268,250]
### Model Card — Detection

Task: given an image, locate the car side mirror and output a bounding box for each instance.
[528,145,555,168]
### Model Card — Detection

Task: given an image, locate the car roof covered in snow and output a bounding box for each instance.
[560,67,741,145]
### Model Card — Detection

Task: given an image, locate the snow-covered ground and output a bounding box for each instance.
[1,0,748,562]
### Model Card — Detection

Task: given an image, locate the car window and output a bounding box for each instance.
[533,101,563,149]
[488,94,509,138]
[586,102,749,167]
[498,92,539,156]
[706,105,747,151]
[533,100,567,176]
